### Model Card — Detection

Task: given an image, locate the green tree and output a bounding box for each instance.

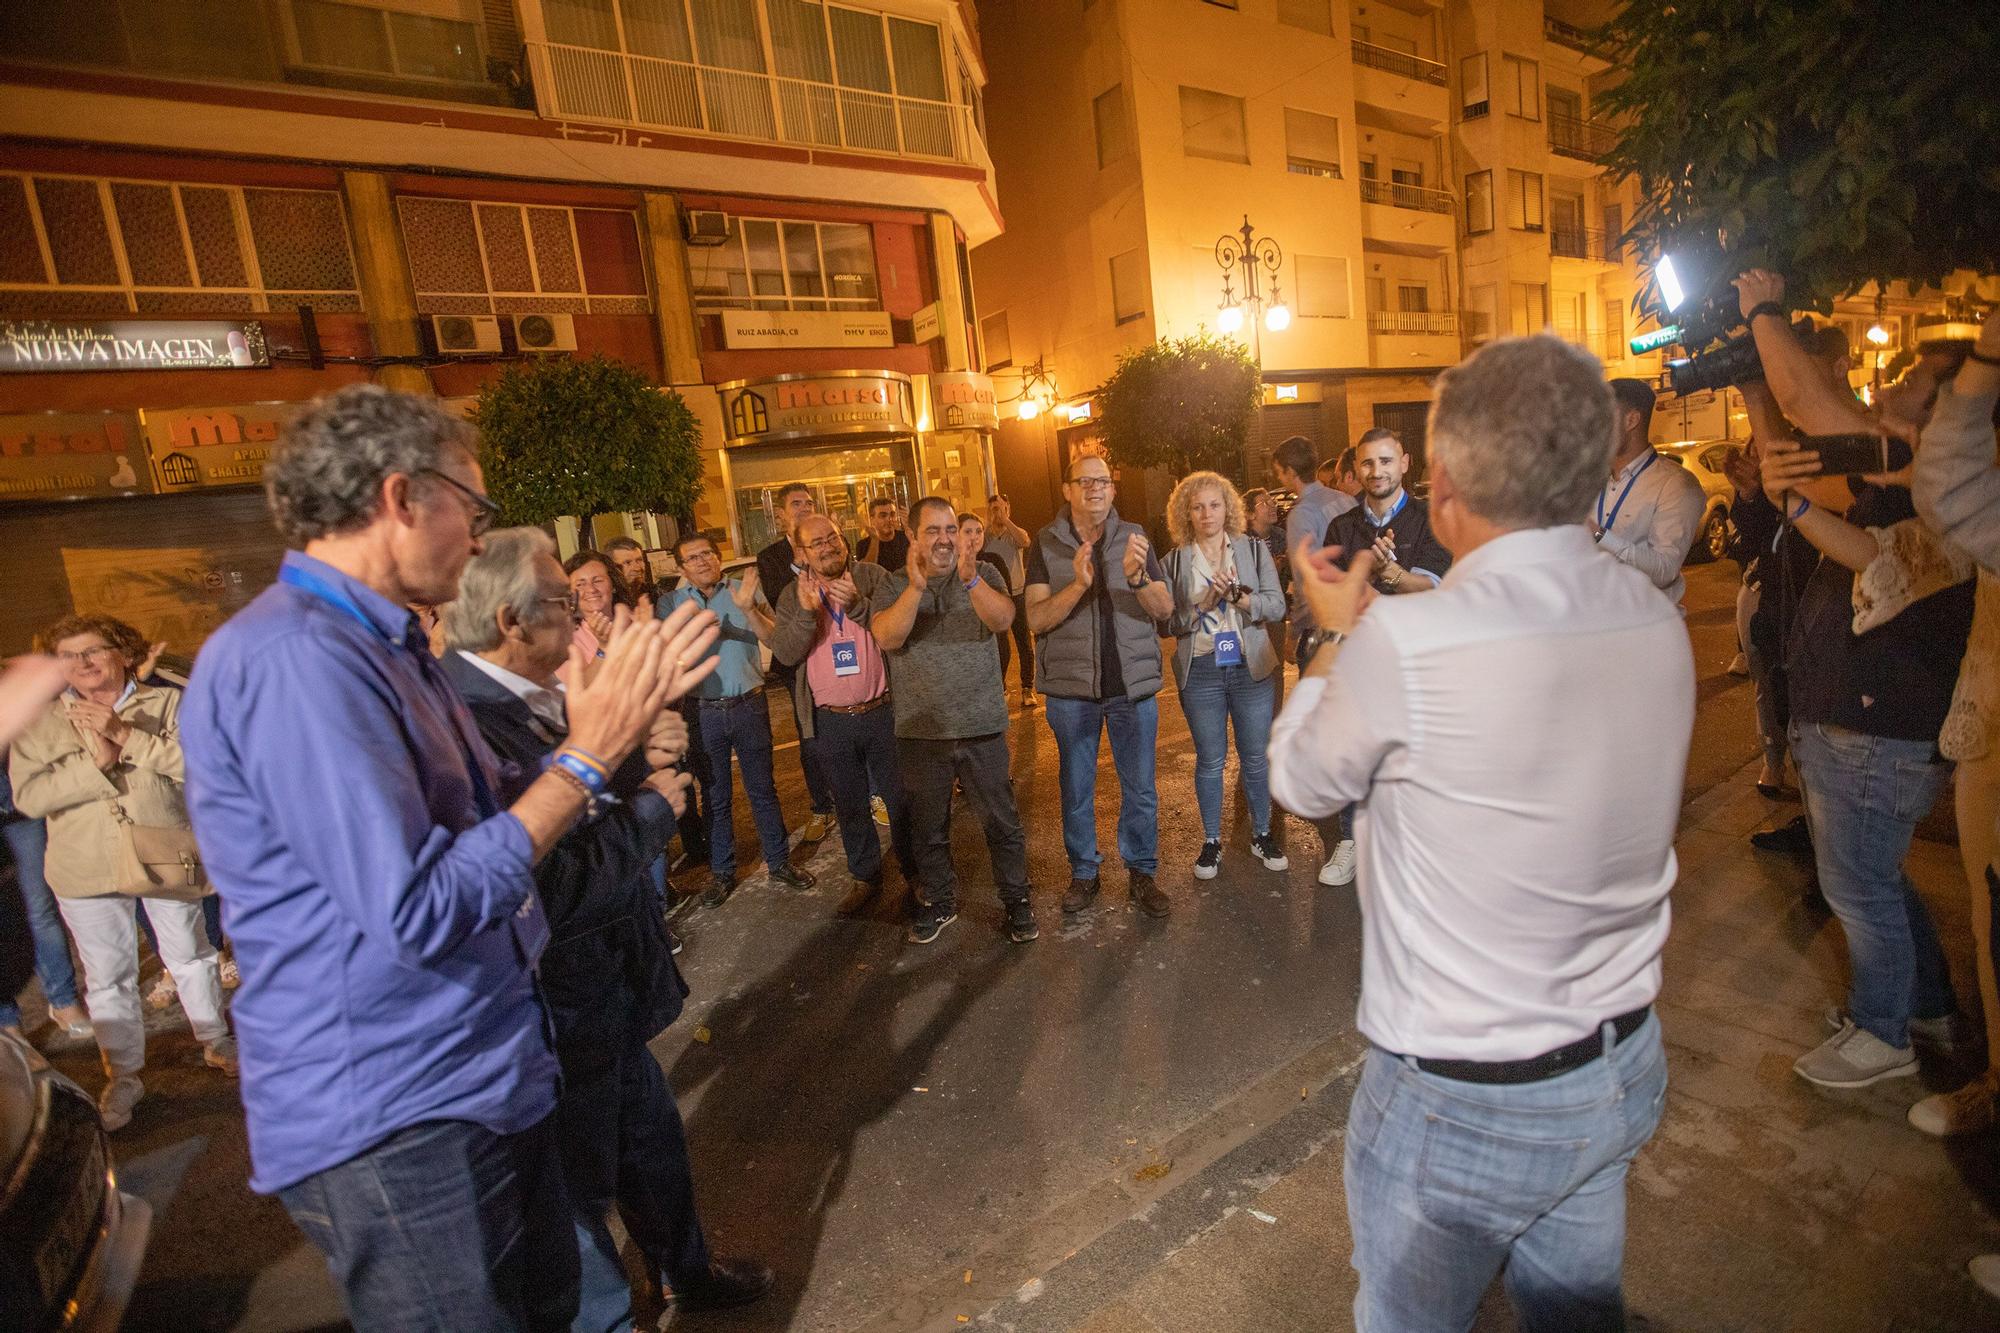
[1597,0,2000,320]
[1096,331,1261,478]
[472,355,703,530]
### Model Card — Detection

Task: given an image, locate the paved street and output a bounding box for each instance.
[40,560,2000,1331]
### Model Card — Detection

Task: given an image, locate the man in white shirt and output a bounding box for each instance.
[1270,335,1695,1331]
[1595,378,1709,607]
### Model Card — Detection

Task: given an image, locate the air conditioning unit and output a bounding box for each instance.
[683,209,731,246]
[429,314,501,354]
[511,313,577,352]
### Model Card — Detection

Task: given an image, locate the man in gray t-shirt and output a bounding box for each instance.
[871,497,1034,946]
[981,493,1036,705]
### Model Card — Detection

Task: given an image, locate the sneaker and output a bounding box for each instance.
[668,1258,775,1313]
[1970,1254,2000,1299]
[1194,841,1222,880]
[1251,832,1289,871]
[701,873,735,909]
[871,795,890,827]
[669,929,685,956]
[1794,1020,1919,1088]
[800,812,833,844]
[1750,814,1813,855]
[98,1075,143,1131]
[907,905,958,945]
[1005,900,1039,943]
[1822,1006,1976,1053]
[1132,872,1170,918]
[1728,650,1749,676]
[218,954,241,990]
[203,1036,240,1076]
[143,970,178,1010]
[1021,689,1039,710]
[836,877,883,917]
[1908,1074,1998,1138]
[770,863,817,892]
[47,1004,94,1040]
[1318,839,1357,887]
[1061,876,1100,914]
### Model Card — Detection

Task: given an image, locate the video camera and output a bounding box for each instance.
[1634,253,1785,396]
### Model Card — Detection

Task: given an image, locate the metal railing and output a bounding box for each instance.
[1550,226,1619,261]
[1350,39,1447,86]
[525,40,978,163]
[1548,111,1618,161]
[1544,15,1604,55]
[1359,176,1455,215]
[1368,311,1458,334]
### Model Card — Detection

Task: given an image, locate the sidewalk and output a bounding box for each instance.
[954,761,2000,1332]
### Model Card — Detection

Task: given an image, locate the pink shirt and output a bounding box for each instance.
[804,602,886,708]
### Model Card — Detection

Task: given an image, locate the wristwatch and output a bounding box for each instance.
[1304,627,1347,655]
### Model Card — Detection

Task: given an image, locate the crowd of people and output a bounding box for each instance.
[0,282,1995,1329]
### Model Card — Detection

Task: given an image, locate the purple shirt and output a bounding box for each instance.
[181,551,558,1194]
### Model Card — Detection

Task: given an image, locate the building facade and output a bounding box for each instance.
[0,0,1001,654]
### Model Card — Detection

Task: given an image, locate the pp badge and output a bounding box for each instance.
[1212,629,1244,667]
[831,640,861,677]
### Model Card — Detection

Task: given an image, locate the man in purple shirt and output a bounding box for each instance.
[181,386,715,1331]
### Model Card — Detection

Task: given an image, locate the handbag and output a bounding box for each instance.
[110,806,210,902]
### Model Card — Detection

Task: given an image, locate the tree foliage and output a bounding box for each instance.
[1596,0,2000,320]
[1096,330,1261,477]
[472,355,704,527]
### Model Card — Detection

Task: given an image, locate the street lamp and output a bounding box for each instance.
[1002,355,1060,421]
[1214,215,1288,361]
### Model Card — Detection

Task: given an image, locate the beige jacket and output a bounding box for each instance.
[7,684,202,898]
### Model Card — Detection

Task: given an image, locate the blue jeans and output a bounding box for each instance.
[2,816,78,1029]
[694,693,792,879]
[1044,694,1159,878]
[1790,720,1956,1046]
[279,1116,580,1332]
[1345,1015,1668,1332]
[1178,654,1275,841]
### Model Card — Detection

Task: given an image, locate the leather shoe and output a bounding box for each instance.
[770,863,817,891]
[836,876,882,917]
[668,1257,774,1313]
[1132,872,1170,918]
[1061,876,1099,914]
[1750,814,1812,855]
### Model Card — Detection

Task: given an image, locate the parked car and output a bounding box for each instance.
[1655,438,1739,564]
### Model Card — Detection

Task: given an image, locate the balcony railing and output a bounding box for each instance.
[1544,15,1605,56]
[1548,112,1618,161]
[1550,226,1621,262]
[1359,176,1455,215]
[1351,40,1447,87]
[525,40,981,164]
[1369,311,1459,335]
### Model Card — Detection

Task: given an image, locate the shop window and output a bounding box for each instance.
[1110,248,1146,324]
[1297,255,1351,319]
[687,215,880,311]
[1285,108,1341,179]
[1180,86,1249,164]
[0,171,360,318]
[981,310,1012,370]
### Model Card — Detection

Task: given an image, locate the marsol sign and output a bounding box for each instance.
[0,320,271,373]
[718,371,915,445]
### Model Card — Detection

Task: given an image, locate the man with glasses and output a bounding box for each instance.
[756,482,837,847]
[665,533,815,906]
[1026,455,1175,918]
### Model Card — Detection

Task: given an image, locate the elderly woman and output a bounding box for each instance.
[1159,471,1289,880]
[8,614,234,1131]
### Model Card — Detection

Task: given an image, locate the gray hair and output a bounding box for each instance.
[444,527,558,653]
[1428,335,1615,530]
[266,385,476,546]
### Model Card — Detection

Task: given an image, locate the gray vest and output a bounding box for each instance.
[1031,508,1163,701]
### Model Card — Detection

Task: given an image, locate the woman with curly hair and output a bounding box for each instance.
[8,613,234,1130]
[563,549,636,679]
[1158,471,1289,881]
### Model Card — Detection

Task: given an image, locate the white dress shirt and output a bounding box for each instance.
[1269,525,1695,1061]
[1594,448,1708,607]
[459,652,567,740]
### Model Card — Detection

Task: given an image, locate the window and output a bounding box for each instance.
[1390,158,1425,188]
[1094,85,1132,168]
[1359,155,1377,180]
[1398,283,1430,313]
[398,196,650,315]
[1297,255,1351,318]
[1546,85,1582,123]
[1604,298,1626,362]
[1465,170,1494,233]
[1507,170,1545,230]
[291,0,486,84]
[1556,291,1586,344]
[1468,284,1498,344]
[1365,275,1386,312]
[1603,202,1624,261]
[1180,86,1249,163]
[1284,108,1341,179]
[1503,54,1539,120]
[1509,281,1548,336]
[1110,248,1147,323]
[1460,51,1489,118]
[982,309,1012,370]
[685,215,877,312]
[1277,0,1332,35]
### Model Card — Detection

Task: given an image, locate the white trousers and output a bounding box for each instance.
[57,894,228,1077]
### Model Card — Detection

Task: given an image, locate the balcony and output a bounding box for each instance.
[1359,177,1453,215]
[1545,15,1608,58]
[1368,311,1458,334]
[1551,226,1621,264]
[1350,40,1446,86]
[1548,112,1618,162]
[1367,309,1459,366]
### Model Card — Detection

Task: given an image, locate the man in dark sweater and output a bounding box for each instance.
[855,496,911,570]
[1323,427,1450,594]
[755,482,835,845]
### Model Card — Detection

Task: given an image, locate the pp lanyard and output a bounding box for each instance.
[1596,452,1657,532]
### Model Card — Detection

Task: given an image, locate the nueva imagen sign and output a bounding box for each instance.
[0,320,271,373]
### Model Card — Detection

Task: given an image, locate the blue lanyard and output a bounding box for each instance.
[1365,491,1408,528]
[819,589,846,633]
[1596,452,1658,531]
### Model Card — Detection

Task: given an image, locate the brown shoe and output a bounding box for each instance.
[836,876,882,917]
[1132,872,1170,918]
[1061,876,1100,914]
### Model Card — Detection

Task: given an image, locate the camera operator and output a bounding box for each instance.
[1738,272,1978,1092]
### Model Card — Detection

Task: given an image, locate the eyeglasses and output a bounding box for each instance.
[56,645,115,664]
[805,534,846,552]
[1067,476,1113,492]
[420,469,501,537]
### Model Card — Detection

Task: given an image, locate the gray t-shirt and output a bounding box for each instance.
[982,529,1027,591]
[872,571,1009,740]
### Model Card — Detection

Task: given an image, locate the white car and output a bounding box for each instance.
[1655,438,1739,565]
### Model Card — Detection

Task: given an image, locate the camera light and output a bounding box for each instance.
[1656,255,1687,312]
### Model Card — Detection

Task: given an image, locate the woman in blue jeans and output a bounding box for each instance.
[0,768,91,1040]
[1160,471,1290,880]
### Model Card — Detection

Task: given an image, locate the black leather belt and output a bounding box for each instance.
[1408,1007,1651,1085]
[695,692,760,709]
[818,693,890,717]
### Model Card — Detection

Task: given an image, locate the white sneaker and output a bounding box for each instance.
[1909,1075,1997,1138]
[98,1075,144,1131]
[143,970,178,1010]
[1971,1254,2000,1299]
[1318,839,1356,887]
[1794,1020,1918,1088]
[203,1036,240,1076]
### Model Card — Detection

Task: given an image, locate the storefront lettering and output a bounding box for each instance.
[0,411,150,500]
[141,402,296,491]
[0,320,269,372]
[719,373,915,444]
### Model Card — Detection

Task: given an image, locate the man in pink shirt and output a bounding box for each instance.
[769,514,912,917]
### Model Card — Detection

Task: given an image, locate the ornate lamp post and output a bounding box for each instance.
[1214,214,1290,364]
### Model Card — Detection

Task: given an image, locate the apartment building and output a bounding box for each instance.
[0,0,1001,653]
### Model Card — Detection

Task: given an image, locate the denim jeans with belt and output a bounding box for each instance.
[1344,1014,1668,1333]
[694,692,792,879]
[1790,719,1957,1046]
[1042,694,1159,878]
[1177,653,1275,841]
[1,815,79,1028]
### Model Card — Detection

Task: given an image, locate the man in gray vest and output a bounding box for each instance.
[1026,454,1176,917]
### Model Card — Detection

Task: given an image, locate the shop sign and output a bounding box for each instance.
[927,372,998,432]
[0,320,270,373]
[139,402,299,492]
[718,371,914,445]
[719,309,894,350]
[911,302,942,345]
[0,410,151,502]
